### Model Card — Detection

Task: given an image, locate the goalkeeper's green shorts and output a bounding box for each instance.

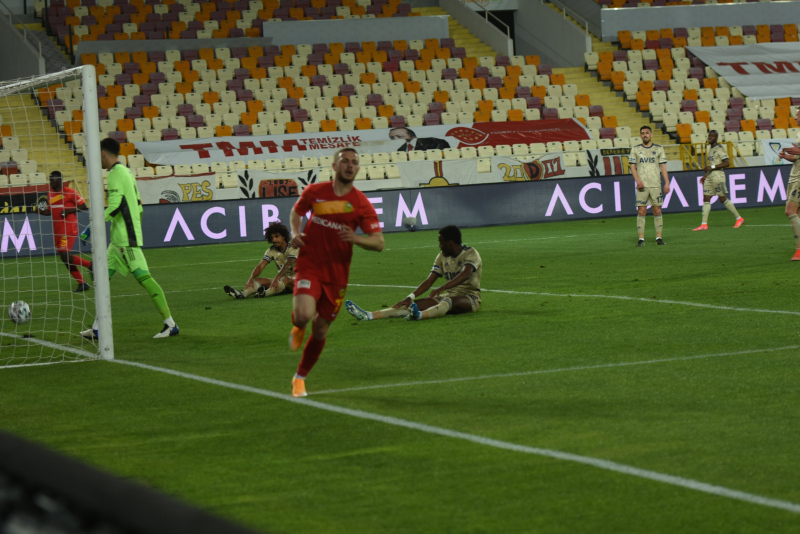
[107,244,150,277]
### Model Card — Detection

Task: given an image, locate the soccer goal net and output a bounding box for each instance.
[0,65,113,367]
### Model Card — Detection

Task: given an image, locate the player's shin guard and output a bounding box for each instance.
[702,202,711,224]
[421,298,452,320]
[637,215,645,237]
[297,335,326,377]
[790,214,800,247]
[373,307,409,319]
[654,215,663,236]
[722,200,740,219]
[242,281,260,297]
[136,273,172,320]
[262,281,285,297]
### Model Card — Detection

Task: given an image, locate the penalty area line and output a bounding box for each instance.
[313,345,800,395]
[113,358,800,516]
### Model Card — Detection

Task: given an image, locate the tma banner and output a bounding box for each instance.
[0,166,792,257]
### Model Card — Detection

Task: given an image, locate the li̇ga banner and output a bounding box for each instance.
[686,43,800,100]
[135,153,573,204]
[133,119,591,166]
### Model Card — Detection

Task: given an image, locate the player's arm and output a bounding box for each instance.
[338,227,384,251]
[660,162,670,194]
[784,144,800,156]
[630,153,644,189]
[35,204,51,216]
[430,265,475,298]
[393,272,439,308]
[289,207,306,248]
[104,173,123,221]
[245,259,269,289]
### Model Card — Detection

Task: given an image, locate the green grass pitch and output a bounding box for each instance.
[2,206,800,533]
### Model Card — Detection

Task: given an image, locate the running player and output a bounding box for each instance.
[629,125,670,246]
[35,171,92,292]
[693,130,744,231]
[80,138,179,339]
[345,225,481,322]
[778,108,800,260]
[288,147,384,397]
[224,222,298,299]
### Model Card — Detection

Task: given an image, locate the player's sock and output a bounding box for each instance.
[164,316,176,328]
[654,215,663,237]
[261,281,285,297]
[637,215,645,238]
[71,255,91,268]
[69,267,85,283]
[790,214,800,247]
[242,281,260,297]
[136,272,172,320]
[372,307,407,319]
[722,199,740,219]
[701,202,711,224]
[297,335,326,377]
[421,298,452,320]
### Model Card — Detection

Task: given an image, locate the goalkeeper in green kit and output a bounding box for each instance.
[81,138,179,340]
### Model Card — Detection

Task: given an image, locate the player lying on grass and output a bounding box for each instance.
[224,222,297,299]
[345,225,482,322]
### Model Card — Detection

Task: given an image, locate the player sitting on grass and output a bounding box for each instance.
[224,222,297,299]
[345,225,482,322]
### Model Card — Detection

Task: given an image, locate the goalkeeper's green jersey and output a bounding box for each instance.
[104,162,143,247]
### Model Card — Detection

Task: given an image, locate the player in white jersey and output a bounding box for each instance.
[224,222,298,299]
[629,125,670,246]
[345,225,482,322]
[778,108,800,260]
[693,130,744,231]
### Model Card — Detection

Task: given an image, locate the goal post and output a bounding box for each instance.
[0,64,113,366]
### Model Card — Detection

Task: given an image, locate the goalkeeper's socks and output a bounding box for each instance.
[297,335,326,377]
[165,316,176,328]
[69,267,85,283]
[138,274,172,320]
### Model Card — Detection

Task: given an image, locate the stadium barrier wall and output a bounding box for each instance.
[599,2,800,42]
[1,165,790,256]
[514,0,590,67]
[262,15,449,47]
[0,429,260,534]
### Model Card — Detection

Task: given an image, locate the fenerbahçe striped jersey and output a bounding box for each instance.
[629,143,667,188]
[432,246,482,297]
[293,181,381,284]
[263,244,299,276]
[707,143,728,181]
[790,132,800,184]
[105,162,144,247]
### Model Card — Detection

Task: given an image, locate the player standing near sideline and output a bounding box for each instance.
[345,225,481,322]
[80,138,179,339]
[629,125,670,246]
[778,109,800,260]
[223,222,298,299]
[288,147,384,398]
[34,171,93,292]
[693,130,745,231]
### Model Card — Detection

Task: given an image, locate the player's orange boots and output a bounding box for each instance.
[292,377,307,397]
[289,326,306,351]
[792,249,800,261]
[733,217,745,228]
[693,223,708,231]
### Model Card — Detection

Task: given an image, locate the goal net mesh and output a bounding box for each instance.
[0,66,107,367]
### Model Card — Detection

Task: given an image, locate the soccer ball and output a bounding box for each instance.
[8,301,31,324]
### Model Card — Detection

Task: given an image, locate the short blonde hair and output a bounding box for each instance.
[334,147,359,161]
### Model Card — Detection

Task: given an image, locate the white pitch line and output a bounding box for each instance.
[113,358,800,516]
[0,331,98,359]
[313,345,800,395]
